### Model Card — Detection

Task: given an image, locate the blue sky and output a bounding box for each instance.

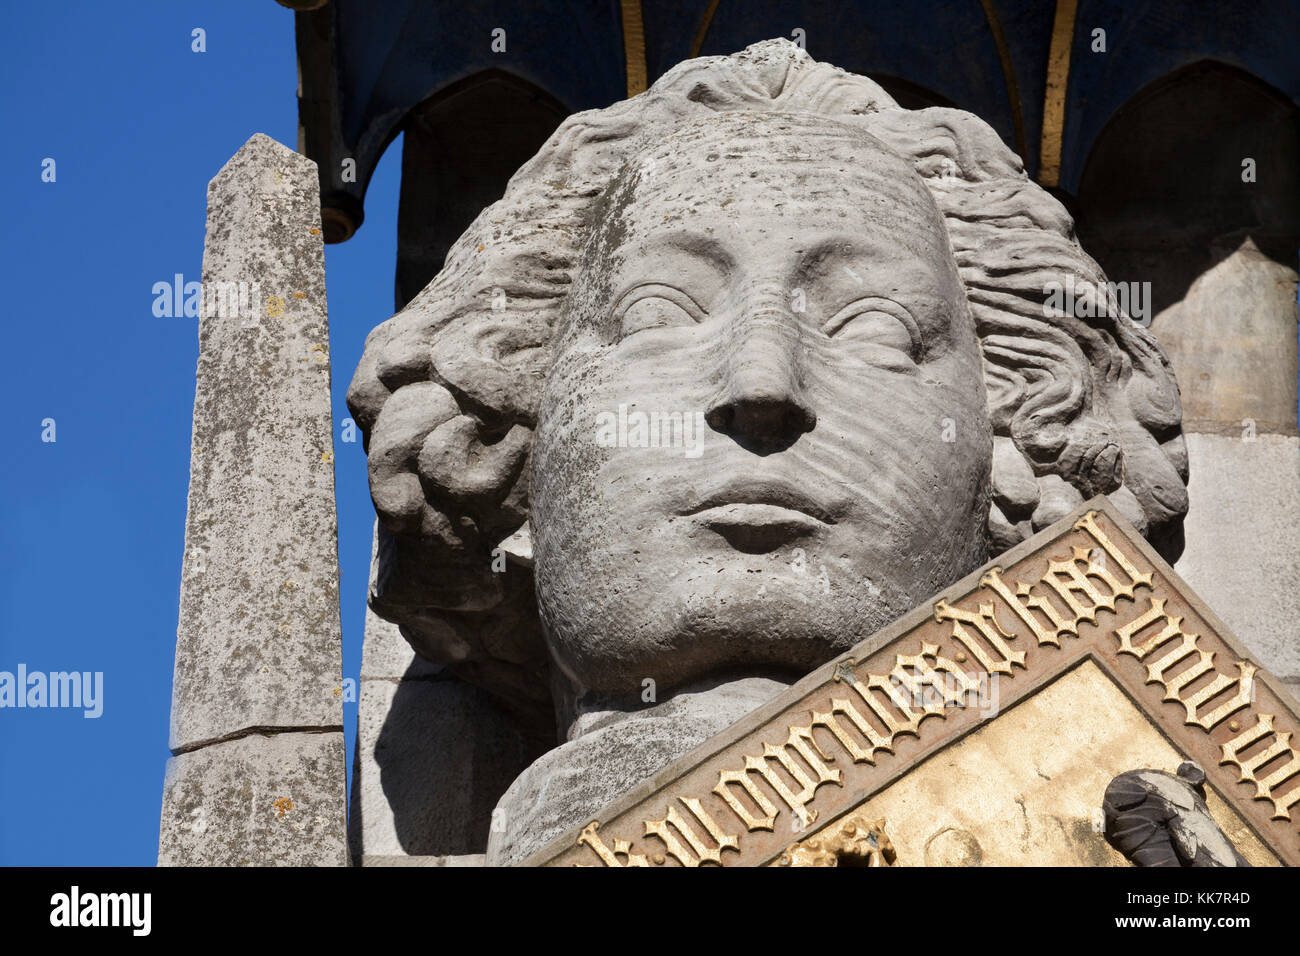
[0,2,398,864]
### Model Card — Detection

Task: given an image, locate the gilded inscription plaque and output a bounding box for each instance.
[525,499,1300,866]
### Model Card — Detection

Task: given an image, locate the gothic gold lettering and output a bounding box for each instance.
[1184,661,1255,731]
[577,821,650,867]
[981,568,1073,647]
[715,768,779,831]
[934,599,1027,673]
[810,698,884,766]
[746,724,842,823]
[1042,545,1124,623]
[643,798,739,865]
[1113,597,1183,659]
[1220,713,1300,820]
[891,642,983,712]
[1073,510,1153,594]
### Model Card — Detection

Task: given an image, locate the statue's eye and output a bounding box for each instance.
[823,297,920,359]
[614,285,705,339]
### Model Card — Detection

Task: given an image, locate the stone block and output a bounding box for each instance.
[159,731,347,866]
[349,673,536,858]
[1176,432,1300,683]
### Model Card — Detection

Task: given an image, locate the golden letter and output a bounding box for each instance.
[577,821,650,867]
[981,569,1076,647]
[810,698,884,766]
[934,599,1027,673]
[891,642,984,713]
[1220,714,1300,820]
[715,768,779,832]
[643,797,739,866]
[1073,510,1153,594]
[1042,546,1125,623]
[1184,661,1255,731]
[843,671,927,751]
[750,725,841,824]
[1114,597,1183,659]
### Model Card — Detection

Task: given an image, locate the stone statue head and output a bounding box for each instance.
[347,40,1187,737]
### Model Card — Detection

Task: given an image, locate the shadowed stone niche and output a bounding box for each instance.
[1076,60,1300,696]
[395,71,569,310]
[1076,60,1299,433]
[347,525,545,864]
[347,40,1190,865]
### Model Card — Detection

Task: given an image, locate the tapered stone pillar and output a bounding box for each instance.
[159,133,347,865]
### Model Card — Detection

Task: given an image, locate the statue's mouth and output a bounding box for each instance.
[682,478,837,553]
[694,505,824,553]
[683,477,838,522]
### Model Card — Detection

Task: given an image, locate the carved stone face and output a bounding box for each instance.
[532,113,992,702]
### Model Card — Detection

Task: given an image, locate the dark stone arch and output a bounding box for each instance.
[1075,60,1299,317]
[396,70,571,310]
[1074,60,1299,432]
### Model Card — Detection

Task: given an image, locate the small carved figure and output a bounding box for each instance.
[1102,761,1249,867]
[779,814,897,867]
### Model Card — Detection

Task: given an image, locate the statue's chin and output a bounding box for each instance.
[538,570,934,704]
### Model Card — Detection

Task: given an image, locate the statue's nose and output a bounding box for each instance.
[706,303,816,454]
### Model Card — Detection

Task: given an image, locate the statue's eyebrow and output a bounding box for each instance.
[650,231,735,273]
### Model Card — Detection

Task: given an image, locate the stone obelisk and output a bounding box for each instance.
[158,134,347,866]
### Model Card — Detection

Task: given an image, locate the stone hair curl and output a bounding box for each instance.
[347,39,1187,729]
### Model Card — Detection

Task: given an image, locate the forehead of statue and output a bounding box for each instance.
[614,115,948,259]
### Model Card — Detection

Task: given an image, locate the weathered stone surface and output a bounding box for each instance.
[159,732,347,866]
[348,521,535,860]
[1151,236,1298,434]
[487,677,786,866]
[361,854,485,867]
[162,133,346,867]
[170,133,343,751]
[359,524,438,682]
[1176,432,1300,685]
[350,672,536,858]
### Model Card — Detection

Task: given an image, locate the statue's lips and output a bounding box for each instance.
[681,479,838,525]
[687,503,825,553]
[680,481,837,552]
[690,503,826,530]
